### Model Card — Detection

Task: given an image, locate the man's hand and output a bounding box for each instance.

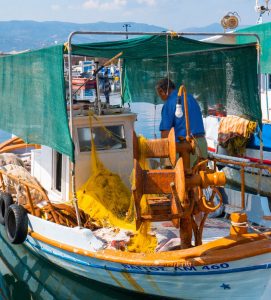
[161,130,170,138]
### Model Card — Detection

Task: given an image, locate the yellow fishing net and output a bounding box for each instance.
[77,120,157,253]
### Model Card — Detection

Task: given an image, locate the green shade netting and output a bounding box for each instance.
[0,35,262,161]
[71,35,261,123]
[0,44,74,161]
[236,22,271,74]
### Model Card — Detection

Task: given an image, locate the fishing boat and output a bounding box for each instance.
[0,31,270,300]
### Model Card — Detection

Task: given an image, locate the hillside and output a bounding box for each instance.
[0,21,249,52]
[0,21,166,52]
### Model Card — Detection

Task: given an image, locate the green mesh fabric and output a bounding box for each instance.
[71,35,261,123]
[0,35,262,162]
[236,23,271,74]
[0,45,74,161]
[71,35,238,58]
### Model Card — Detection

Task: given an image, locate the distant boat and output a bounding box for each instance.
[72,77,97,90]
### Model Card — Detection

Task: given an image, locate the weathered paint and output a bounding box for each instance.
[107,270,125,289]
[144,274,163,295]
[121,272,145,293]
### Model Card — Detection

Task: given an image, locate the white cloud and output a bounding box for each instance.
[50,4,61,11]
[82,0,99,9]
[137,0,156,6]
[83,0,127,10]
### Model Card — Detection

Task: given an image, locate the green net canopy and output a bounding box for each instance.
[236,22,271,74]
[71,35,238,58]
[0,34,262,161]
[72,35,261,123]
[0,45,74,161]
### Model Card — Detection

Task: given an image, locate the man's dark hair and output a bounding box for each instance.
[156,78,176,93]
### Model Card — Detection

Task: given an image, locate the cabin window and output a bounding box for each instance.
[77,125,126,152]
[53,151,62,192]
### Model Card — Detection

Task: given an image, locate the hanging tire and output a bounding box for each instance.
[5,204,28,244]
[0,192,13,225]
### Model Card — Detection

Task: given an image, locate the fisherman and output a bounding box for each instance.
[102,69,111,105]
[156,78,208,166]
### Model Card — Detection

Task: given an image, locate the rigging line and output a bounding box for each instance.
[248,223,271,240]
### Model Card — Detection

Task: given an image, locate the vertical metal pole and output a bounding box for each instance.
[240,167,245,210]
[256,38,263,195]
[68,33,82,228]
[123,24,131,39]
[119,59,123,106]
[265,74,270,120]
[95,61,101,115]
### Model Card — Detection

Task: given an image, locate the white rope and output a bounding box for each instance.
[231,220,271,239]
[231,221,248,228]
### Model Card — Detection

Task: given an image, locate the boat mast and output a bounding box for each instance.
[67,32,82,228]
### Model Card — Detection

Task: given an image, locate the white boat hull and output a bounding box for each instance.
[25,237,271,299]
[23,215,271,299]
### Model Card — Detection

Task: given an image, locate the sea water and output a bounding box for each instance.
[0,92,166,300]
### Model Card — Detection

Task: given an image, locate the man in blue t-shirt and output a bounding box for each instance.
[156,78,207,166]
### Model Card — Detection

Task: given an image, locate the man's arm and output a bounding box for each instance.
[161,130,170,138]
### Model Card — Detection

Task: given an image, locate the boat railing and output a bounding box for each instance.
[0,169,60,223]
[0,136,40,154]
[209,152,271,209]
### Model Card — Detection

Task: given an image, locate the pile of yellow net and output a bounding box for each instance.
[218,116,257,156]
[77,131,157,253]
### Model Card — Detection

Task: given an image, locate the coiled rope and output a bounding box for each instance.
[231,220,271,240]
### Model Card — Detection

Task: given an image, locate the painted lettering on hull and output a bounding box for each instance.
[121,263,230,273]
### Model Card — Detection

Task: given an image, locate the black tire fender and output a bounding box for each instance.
[0,192,13,225]
[5,204,28,244]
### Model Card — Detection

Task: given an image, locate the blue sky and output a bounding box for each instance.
[0,0,268,29]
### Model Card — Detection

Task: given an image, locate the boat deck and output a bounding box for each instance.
[153,217,231,252]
